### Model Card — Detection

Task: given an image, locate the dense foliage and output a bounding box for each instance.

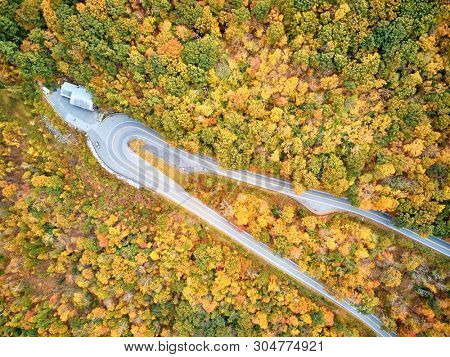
[0,89,368,336]
[186,174,449,336]
[0,0,449,338]
[0,0,448,237]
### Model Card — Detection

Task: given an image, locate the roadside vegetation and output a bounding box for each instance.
[0,0,449,337]
[1,0,448,237]
[186,174,450,336]
[0,88,371,336]
[130,139,450,336]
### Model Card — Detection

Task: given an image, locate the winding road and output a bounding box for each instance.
[97,115,450,258]
[45,88,448,336]
[88,115,396,337]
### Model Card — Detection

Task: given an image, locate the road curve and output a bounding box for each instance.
[45,90,446,336]
[43,94,396,336]
[96,114,449,257]
[85,114,395,337]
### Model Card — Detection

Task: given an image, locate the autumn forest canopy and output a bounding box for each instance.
[0,0,449,237]
[0,0,449,338]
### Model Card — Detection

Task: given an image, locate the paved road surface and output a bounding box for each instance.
[98,115,449,257]
[45,90,447,336]
[86,114,396,336]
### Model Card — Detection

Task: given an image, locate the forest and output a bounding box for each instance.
[1,0,448,237]
[131,138,449,336]
[186,174,450,336]
[0,87,371,336]
[0,0,449,337]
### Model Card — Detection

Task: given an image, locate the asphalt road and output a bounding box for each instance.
[83,114,394,336]
[45,92,446,336]
[93,114,449,257]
